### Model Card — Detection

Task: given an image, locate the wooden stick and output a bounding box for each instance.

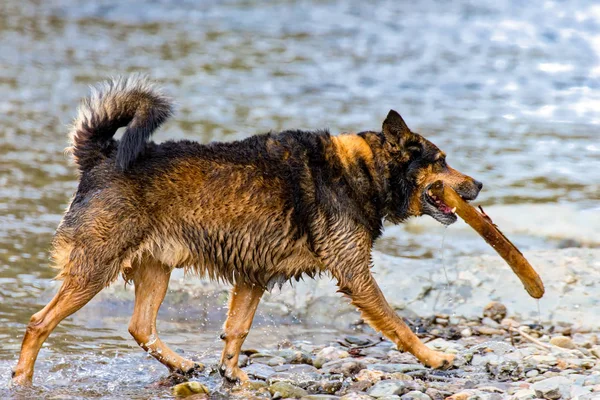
[429,181,545,299]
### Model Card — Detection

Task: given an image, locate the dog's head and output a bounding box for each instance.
[381,110,483,225]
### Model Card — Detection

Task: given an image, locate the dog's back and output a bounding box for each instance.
[55,77,382,291]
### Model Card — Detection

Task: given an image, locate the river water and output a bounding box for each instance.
[1,0,599,397]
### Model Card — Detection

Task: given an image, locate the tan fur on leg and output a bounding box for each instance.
[219,283,264,382]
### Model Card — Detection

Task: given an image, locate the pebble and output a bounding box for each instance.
[460,328,473,338]
[172,381,209,397]
[483,301,507,322]
[366,364,426,373]
[243,363,276,380]
[313,348,350,369]
[302,395,341,400]
[531,376,571,400]
[340,393,375,400]
[367,380,409,398]
[400,391,431,400]
[268,381,308,398]
[549,336,576,349]
[512,389,536,400]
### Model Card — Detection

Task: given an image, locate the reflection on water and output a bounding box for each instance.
[1,0,599,396]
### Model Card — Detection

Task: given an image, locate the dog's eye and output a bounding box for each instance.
[439,158,447,168]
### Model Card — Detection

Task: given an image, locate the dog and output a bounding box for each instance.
[12,76,482,386]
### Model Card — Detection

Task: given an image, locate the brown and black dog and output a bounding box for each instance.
[12,76,482,385]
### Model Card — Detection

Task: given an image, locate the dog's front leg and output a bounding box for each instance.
[219,282,264,383]
[335,269,454,369]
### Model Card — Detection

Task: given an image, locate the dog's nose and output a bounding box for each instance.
[474,180,483,191]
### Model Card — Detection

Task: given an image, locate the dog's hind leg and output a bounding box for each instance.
[218,282,264,383]
[128,257,202,375]
[12,273,104,386]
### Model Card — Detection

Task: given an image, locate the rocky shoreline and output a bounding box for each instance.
[170,302,600,399]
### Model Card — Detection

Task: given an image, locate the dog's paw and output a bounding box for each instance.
[218,364,248,383]
[428,352,455,370]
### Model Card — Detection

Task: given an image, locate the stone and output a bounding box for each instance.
[400,391,431,400]
[483,301,507,322]
[424,338,464,352]
[277,349,313,364]
[461,328,473,338]
[301,396,341,400]
[367,364,426,373]
[476,326,506,335]
[529,355,558,366]
[314,346,350,369]
[243,363,276,380]
[273,364,319,374]
[322,360,366,377]
[525,369,539,378]
[512,389,536,400]
[171,381,210,397]
[482,317,501,328]
[549,336,576,349]
[367,380,409,398]
[531,376,571,399]
[269,381,308,398]
[268,371,322,388]
[241,380,268,390]
[340,393,375,400]
[500,318,520,328]
[267,356,287,366]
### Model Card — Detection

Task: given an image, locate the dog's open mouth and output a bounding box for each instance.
[425,188,457,215]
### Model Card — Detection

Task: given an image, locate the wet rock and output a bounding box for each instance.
[367,380,409,397]
[273,364,319,374]
[483,301,507,322]
[500,318,520,328]
[512,389,536,400]
[355,368,385,384]
[340,393,375,400]
[314,346,350,368]
[400,391,431,400]
[367,364,426,374]
[424,388,449,400]
[307,378,344,394]
[269,371,322,388]
[345,336,373,346]
[424,338,463,352]
[531,376,571,399]
[482,317,501,329]
[460,328,473,338]
[321,359,366,377]
[172,381,209,397]
[528,355,558,366]
[476,326,506,336]
[241,380,269,390]
[549,336,576,349]
[277,348,313,364]
[269,381,308,398]
[243,363,276,380]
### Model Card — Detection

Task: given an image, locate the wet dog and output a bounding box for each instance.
[12,76,482,385]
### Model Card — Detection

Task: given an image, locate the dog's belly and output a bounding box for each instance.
[135,226,323,288]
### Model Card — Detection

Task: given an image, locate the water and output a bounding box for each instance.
[1,0,599,396]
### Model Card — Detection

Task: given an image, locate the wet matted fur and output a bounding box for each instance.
[13,76,483,385]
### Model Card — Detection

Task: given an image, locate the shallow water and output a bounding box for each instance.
[1,0,599,396]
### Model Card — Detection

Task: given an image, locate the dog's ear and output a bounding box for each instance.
[382,110,411,147]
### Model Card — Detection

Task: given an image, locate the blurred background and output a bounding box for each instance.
[1,0,599,397]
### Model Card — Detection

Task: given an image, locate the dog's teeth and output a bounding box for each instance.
[451,207,457,213]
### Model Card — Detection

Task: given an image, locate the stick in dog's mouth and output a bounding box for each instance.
[429,180,545,299]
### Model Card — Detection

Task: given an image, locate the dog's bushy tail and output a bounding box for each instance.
[68,75,173,171]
